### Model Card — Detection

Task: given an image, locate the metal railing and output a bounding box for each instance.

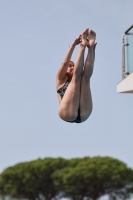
[122,25,133,79]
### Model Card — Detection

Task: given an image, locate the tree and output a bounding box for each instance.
[52,156,133,200]
[0,157,68,200]
[0,156,133,200]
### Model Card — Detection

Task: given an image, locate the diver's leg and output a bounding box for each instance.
[79,30,96,122]
[58,29,89,121]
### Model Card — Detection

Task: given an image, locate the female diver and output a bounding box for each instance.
[56,28,96,123]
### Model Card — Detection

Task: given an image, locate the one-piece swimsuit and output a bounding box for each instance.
[57,80,81,123]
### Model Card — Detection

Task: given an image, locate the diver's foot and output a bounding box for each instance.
[80,28,89,46]
[87,29,96,47]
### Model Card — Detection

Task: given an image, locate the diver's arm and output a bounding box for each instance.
[56,36,81,80]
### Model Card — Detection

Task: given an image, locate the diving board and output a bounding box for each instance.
[117,25,133,94]
[117,72,133,93]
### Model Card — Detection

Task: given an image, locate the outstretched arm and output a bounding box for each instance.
[56,36,81,80]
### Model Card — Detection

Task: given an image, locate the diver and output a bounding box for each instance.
[56,28,96,123]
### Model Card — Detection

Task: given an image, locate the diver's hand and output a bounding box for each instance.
[72,35,82,46]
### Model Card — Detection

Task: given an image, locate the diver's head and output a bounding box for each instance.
[66,61,74,77]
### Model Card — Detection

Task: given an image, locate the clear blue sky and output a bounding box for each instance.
[0,0,133,173]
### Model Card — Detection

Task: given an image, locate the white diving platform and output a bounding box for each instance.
[117,72,133,93]
[117,25,133,94]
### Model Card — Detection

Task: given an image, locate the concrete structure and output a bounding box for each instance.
[117,72,133,93]
[117,25,133,94]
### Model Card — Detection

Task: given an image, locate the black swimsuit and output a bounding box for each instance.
[57,80,70,99]
[57,80,81,123]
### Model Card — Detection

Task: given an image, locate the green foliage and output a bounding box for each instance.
[52,157,133,200]
[0,157,68,200]
[0,156,133,200]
